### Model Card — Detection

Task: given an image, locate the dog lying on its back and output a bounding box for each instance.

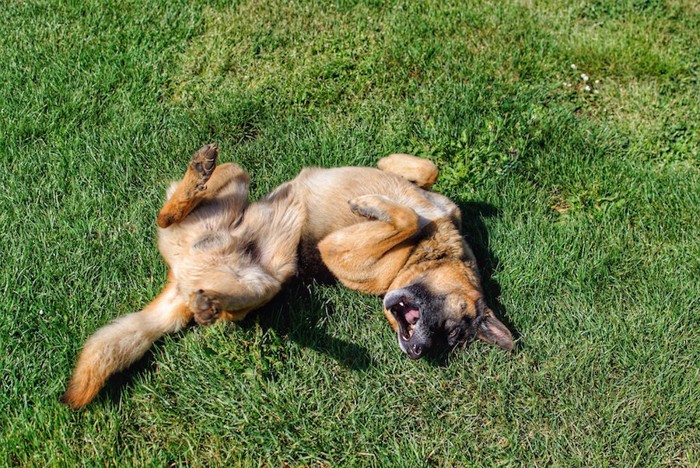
[62,145,513,408]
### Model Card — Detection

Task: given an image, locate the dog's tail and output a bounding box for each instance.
[61,282,191,409]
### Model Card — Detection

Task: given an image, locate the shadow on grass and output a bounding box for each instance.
[239,284,376,370]
[457,200,520,337]
[97,200,514,403]
[101,348,158,407]
[96,284,375,407]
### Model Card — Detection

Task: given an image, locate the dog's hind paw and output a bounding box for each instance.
[191,290,221,326]
[190,143,218,191]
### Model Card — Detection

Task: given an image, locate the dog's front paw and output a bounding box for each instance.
[191,289,221,326]
[348,195,391,222]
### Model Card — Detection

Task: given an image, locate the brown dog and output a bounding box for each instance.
[62,145,513,408]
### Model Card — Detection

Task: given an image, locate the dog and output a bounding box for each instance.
[62,145,513,408]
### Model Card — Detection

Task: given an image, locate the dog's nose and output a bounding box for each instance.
[410,344,423,357]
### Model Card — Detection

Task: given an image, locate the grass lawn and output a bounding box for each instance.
[1,0,698,465]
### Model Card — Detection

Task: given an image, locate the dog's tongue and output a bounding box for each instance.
[404,307,420,324]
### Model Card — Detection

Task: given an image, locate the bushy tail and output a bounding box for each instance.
[61,283,191,409]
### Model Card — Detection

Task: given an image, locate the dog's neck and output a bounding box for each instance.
[389,218,477,289]
[413,218,464,260]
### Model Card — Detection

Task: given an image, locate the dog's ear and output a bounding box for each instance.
[476,302,514,351]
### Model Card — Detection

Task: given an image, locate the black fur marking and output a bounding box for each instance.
[241,239,261,263]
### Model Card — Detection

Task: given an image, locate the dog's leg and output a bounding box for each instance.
[379,154,462,225]
[318,194,420,294]
[157,144,217,228]
[377,154,439,189]
[186,263,286,326]
[157,145,249,228]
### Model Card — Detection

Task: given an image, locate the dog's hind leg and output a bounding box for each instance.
[377,154,439,189]
[157,144,250,228]
[188,254,294,325]
[318,194,420,294]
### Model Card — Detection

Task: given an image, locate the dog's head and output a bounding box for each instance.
[383,261,513,359]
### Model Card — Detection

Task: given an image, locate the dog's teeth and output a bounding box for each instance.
[398,302,405,307]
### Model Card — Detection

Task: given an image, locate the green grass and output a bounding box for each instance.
[1,0,698,465]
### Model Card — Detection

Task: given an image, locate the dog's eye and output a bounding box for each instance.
[447,327,462,346]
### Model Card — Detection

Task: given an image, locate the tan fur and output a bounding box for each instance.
[63,146,512,408]
[61,278,190,408]
[63,146,304,408]
[377,153,439,189]
[163,151,512,354]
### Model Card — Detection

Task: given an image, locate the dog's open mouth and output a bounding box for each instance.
[388,300,421,340]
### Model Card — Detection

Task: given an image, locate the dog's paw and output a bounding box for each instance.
[191,289,221,326]
[348,195,391,222]
[190,143,218,191]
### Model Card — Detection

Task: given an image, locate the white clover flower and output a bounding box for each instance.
[583,85,591,91]
[571,64,577,70]
[581,73,589,81]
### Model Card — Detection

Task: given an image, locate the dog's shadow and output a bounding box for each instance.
[457,201,516,335]
[102,200,514,403]
[238,283,376,370]
[102,286,375,406]
[457,201,520,330]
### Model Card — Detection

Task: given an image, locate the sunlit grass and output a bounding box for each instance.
[1,0,698,465]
